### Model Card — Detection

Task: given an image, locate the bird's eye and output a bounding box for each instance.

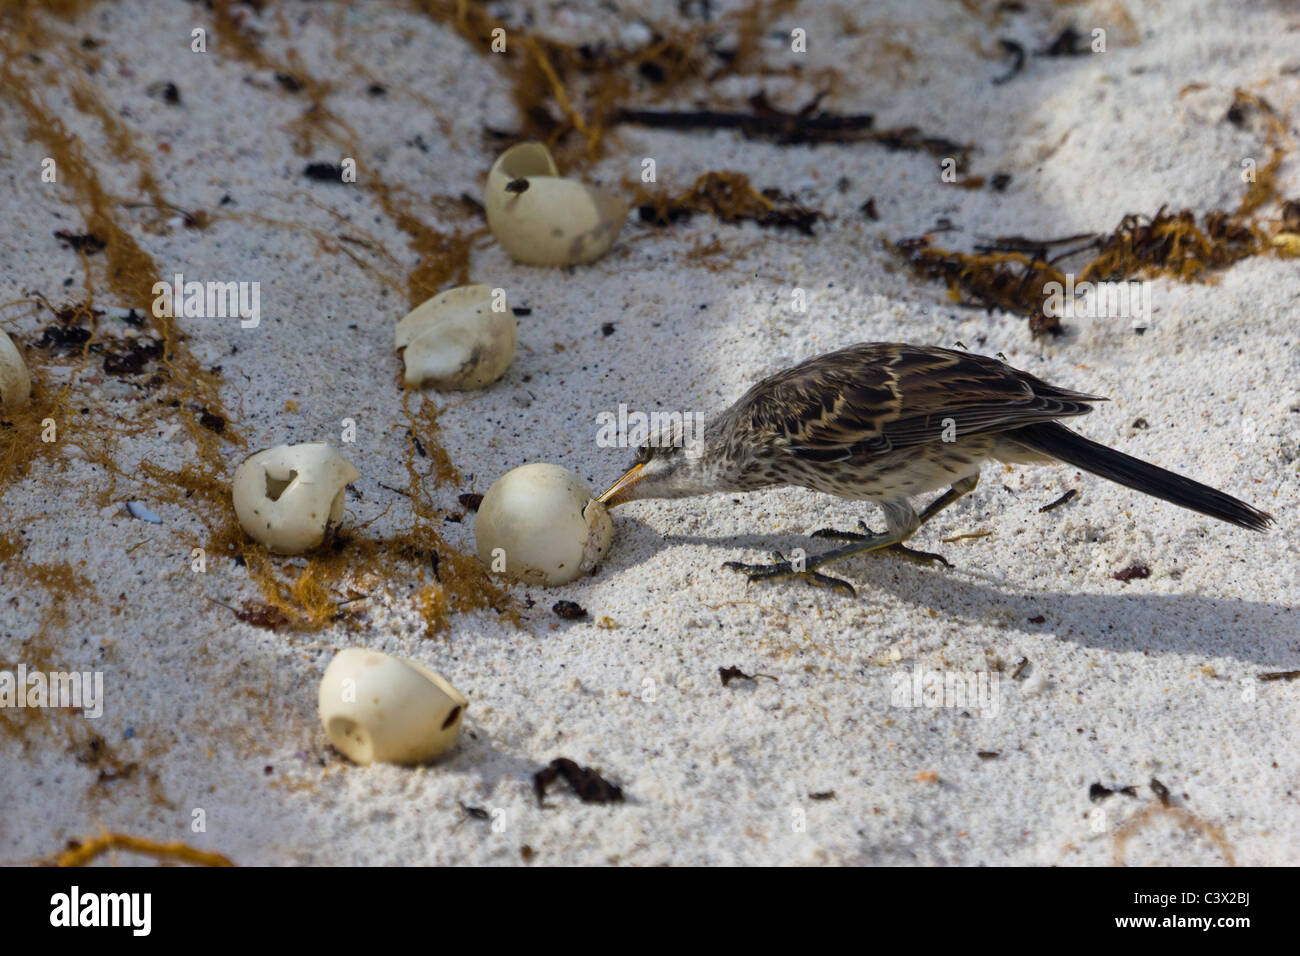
[633,444,652,466]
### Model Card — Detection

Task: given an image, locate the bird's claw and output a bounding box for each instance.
[887,544,951,568]
[722,557,858,597]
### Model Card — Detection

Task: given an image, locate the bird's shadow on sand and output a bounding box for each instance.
[611,518,1299,669]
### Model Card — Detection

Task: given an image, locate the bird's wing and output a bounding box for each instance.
[729,343,1105,464]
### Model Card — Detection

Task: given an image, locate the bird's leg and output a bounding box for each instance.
[725,478,983,593]
[724,501,924,596]
[917,474,980,525]
[888,474,979,566]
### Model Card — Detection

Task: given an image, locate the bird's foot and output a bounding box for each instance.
[811,522,951,569]
[723,550,858,597]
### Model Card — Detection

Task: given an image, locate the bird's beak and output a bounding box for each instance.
[596,462,645,508]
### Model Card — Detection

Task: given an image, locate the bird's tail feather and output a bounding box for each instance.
[1010,422,1273,531]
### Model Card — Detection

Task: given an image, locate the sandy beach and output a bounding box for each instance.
[0,0,1297,866]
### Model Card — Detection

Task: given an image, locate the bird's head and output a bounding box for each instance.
[597,430,720,507]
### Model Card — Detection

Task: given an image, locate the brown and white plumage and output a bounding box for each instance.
[597,343,1271,590]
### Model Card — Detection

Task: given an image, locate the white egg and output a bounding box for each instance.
[231,442,360,554]
[318,647,467,765]
[485,142,628,266]
[0,328,31,406]
[395,284,516,390]
[475,463,613,585]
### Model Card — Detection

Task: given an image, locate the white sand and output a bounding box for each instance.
[1,0,1297,865]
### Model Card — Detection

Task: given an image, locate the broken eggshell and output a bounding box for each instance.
[318,647,467,765]
[0,329,31,406]
[394,284,516,390]
[474,463,613,586]
[484,142,628,267]
[231,442,360,554]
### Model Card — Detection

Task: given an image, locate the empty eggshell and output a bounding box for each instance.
[318,647,467,765]
[475,462,613,585]
[485,142,628,266]
[395,284,516,390]
[0,329,31,407]
[231,442,360,554]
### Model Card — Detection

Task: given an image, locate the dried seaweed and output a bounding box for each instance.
[636,171,822,235]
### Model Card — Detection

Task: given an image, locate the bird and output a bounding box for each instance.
[596,342,1273,595]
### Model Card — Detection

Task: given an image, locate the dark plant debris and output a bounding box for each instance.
[54,230,106,254]
[1011,657,1029,680]
[459,802,490,821]
[719,665,777,686]
[992,38,1026,85]
[533,758,624,805]
[977,750,1001,760]
[552,600,588,620]
[615,91,968,158]
[303,162,344,182]
[1113,564,1151,583]
[1258,670,1300,682]
[808,791,836,801]
[1150,777,1172,808]
[1040,25,1088,57]
[1039,488,1077,513]
[1089,782,1138,803]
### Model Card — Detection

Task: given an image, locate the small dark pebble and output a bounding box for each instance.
[977,750,1000,760]
[552,600,588,620]
[601,322,615,336]
[460,802,490,821]
[458,493,483,511]
[1089,782,1138,802]
[1028,614,1046,624]
[511,306,532,316]
[1112,563,1151,583]
[808,791,836,801]
[274,72,304,93]
[505,178,530,194]
[1131,417,1149,429]
[198,410,226,434]
[990,172,1013,191]
[367,83,387,96]
[860,198,879,220]
[146,81,180,105]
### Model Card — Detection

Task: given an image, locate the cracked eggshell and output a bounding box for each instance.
[475,463,613,585]
[485,142,628,266]
[231,442,360,554]
[395,284,516,390]
[318,647,467,765]
[0,329,31,407]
